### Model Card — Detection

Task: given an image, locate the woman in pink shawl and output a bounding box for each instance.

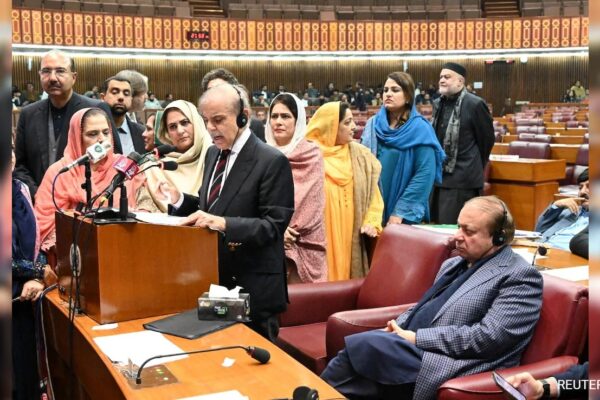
[265,93,327,283]
[34,107,144,252]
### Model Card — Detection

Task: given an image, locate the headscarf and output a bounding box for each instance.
[153,110,164,146]
[305,101,352,187]
[265,93,327,282]
[362,105,445,221]
[34,107,143,251]
[264,92,307,155]
[145,100,212,212]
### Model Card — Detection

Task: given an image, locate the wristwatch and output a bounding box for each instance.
[540,379,551,399]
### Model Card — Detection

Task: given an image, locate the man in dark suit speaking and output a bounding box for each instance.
[14,49,121,197]
[169,83,294,341]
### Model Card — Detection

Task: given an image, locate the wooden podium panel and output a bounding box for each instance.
[56,213,218,324]
[489,159,565,230]
[42,290,342,400]
[489,159,565,183]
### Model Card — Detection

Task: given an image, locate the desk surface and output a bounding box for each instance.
[43,290,342,400]
[515,246,588,286]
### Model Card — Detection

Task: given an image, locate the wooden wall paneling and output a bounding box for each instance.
[13,55,588,117]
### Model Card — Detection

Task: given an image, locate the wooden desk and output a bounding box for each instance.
[516,246,588,286]
[500,135,584,145]
[546,128,588,136]
[489,159,565,230]
[492,143,580,164]
[42,290,341,400]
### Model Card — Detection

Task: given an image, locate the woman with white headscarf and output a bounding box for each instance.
[143,100,213,212]
[265,93,327,283]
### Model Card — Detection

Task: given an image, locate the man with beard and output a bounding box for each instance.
[14,49,120,197]
[115,69,148,123]
[535,168,589,251]
[430,62,495,224]
[100,76,145,154]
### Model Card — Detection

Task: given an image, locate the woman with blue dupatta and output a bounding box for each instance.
[361,72,445,225]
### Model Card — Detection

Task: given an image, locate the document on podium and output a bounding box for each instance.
[93,330,187,367]
[134,212,187,226]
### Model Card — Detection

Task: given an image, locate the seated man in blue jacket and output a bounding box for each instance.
[535,168,589,251]
[321,196,543,400]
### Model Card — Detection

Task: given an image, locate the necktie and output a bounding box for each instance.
[207,150,231,211]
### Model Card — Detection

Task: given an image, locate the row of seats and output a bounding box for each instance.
[276,224,588,399]
[522,0,588,17]
[228,3,481,20]
[15,0,190,16]
[223,0,478,7]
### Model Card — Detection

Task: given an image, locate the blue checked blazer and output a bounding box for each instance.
[397,245,543,400]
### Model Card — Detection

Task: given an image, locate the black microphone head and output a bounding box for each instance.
[161,161,179,171]
[156,144,177,157]
[538,246,547,256]
[293,386,319,400]
[127,151,143,163]
[246,346,270,364]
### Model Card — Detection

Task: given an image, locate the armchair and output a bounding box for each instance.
[276,225,454,374]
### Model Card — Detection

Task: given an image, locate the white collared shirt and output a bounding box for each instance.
[172,128,252,209]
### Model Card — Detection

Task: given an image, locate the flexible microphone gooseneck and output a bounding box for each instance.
[531,245,548,267]
[135,345,270,384]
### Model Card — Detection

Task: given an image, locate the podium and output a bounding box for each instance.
[55,213,219,324]
[489,159,566,230]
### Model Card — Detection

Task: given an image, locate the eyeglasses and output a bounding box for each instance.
[39,68,71,77]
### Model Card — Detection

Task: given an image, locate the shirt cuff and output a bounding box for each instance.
[172,192,185,209]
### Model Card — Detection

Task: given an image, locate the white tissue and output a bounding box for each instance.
[208,284,243,299]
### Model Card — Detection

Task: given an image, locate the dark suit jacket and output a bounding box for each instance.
[432,91,495,189]
[555,362,588,399]
[172,133,294,320]
[14,92,122,197]
[125,116,147,154]
[249,117,265,142]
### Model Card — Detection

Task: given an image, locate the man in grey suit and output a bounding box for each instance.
[168,83,294,341]
[14,49,121,197]
[321,196,543,400]
[100,76,146,155]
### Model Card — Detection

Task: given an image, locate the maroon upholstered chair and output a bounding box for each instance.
[517,133,536,142]
[508,141,551,159]
[561,144,589,187]
[276,225,454,374]
[437,275,588,399]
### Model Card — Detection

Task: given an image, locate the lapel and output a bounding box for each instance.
[210,134,258,216]
[36,100,51,170]
[431,246,512,324]
[198,146,219,211]
[126,117,145,153]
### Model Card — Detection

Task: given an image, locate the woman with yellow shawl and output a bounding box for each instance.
[143,100,213,212]
[305,102,384,281]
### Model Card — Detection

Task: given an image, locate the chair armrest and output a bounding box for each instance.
[325,303,415,360]
[437,356,580,400]
[279,278,365,327]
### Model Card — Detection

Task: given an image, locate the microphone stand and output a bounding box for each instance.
[81,160,92,211]
[119,181,128,221]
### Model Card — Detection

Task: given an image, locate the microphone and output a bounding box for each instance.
[153,144,177,158]
[159,160,178,171]
[531,245,548,268]
[59,141,111,173]
[99,152,143,203]
[135,345,270,384]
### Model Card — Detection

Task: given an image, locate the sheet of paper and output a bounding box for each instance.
[541,266,589,282]
[178,390,249,400]
[93,330,187,367]
[134,212,187,226]
[514,230,541,239]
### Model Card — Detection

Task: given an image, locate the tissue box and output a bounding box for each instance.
[197,293,251,322]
